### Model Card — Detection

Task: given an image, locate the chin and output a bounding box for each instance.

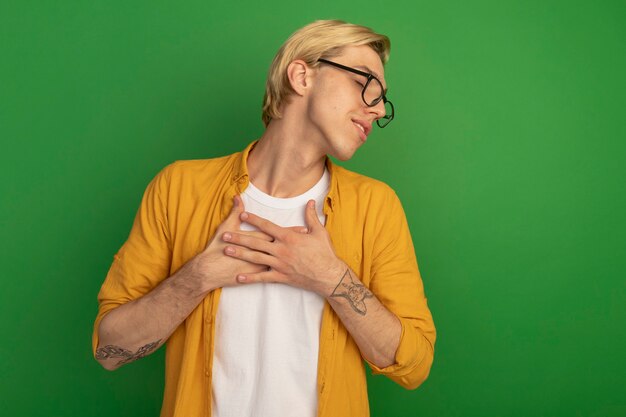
[337,152,356,161]
[325,131,363,161]
[331,145,359,162]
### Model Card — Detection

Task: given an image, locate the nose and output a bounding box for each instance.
[368,99,386,121]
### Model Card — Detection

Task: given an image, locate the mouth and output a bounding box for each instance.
[352,120,371,142]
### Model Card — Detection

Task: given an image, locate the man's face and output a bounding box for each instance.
[306,45,388,161]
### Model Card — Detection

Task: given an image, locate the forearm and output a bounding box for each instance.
[95,256,211,370]
[325,265,402,369]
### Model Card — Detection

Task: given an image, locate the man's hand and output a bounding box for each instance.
[95,194,277,370]
[219,198,404,369]
[191,195,274,291]
[220,200,346,297]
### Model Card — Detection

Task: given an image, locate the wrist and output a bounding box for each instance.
[174,254,213,295]
[323,259,349,298]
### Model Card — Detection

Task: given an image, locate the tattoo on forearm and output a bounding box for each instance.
[330,269,373,316]
[95,339,162,366]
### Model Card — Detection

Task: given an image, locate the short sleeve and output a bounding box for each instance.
[364,189,436,390]
[92,163,174,355]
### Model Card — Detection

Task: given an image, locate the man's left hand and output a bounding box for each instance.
[221,200,346,297]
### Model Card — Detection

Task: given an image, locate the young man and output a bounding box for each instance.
[93,19,436,417]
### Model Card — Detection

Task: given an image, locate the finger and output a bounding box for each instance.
[246,230,274,241]
[240,212,285,239]
[222,232,274,254]
[304,200,322,232]
[236,226,305,238]
[233,194,243,211]
[226,195,245,222]
[224,245,278,268]
[236,269,284,284]
[209,195,244,248]
[287,225,309,234]
[235,230,275,242]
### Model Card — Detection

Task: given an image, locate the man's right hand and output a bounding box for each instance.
[191,195,272,292]
[96,195,274,370]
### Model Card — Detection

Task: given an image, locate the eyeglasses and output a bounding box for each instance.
[317,58,395,128]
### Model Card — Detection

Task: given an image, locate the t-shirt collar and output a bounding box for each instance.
[233,140,338,211]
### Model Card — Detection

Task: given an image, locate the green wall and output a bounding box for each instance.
[1,1,624,416]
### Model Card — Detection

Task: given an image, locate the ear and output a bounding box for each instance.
[286,60,314,96]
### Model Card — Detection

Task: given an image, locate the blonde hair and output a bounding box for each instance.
[261,19,391,127]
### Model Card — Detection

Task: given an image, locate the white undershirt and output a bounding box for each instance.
[211,168,330,417]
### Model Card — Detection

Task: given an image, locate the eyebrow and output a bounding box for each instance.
[354,65,388,94]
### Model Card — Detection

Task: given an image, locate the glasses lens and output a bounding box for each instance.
[384,100,394,119]
[377,100,394,128]
[363,78,384,106]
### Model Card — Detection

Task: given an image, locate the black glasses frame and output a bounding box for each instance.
[317,58,394,128]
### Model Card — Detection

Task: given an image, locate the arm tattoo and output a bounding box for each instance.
[330,269,373,316]
[95,339,162,366]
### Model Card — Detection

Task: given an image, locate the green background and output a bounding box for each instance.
[1,0,624,416]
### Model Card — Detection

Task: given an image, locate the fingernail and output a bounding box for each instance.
[225,246,235,255]
[240,212,248,220]
[237,275,247,282]
[223,233,231,241]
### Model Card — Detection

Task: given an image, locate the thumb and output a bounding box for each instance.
[208,195,243,248]
[304,200,322,232]
[228,195,245,222]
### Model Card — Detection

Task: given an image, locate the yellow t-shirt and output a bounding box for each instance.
[93,141,436,417]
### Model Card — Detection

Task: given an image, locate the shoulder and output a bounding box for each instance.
[145,150,241,202]
[153,151,240,186]
[331,165,411,254]
[332,164,399,203]
[166,153,238,179]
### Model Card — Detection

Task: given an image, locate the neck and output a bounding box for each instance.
[247,118,327,198]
